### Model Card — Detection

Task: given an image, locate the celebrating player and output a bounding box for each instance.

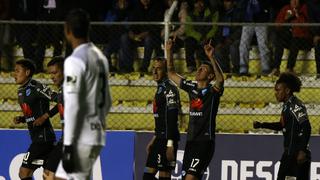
[166,39,224,180]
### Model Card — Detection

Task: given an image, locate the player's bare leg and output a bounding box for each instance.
[184,174,198,180]
[159,171,171,180]
[43,169,55,180]
[19,167,34,180]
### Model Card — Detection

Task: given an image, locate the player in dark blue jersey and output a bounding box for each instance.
[42,57,65,180]
[13,59,56,180]
[254,72,311,180]
[166,39,224,180]
[143,57,181,180]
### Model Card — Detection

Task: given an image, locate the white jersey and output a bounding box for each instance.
[63,42,111,146]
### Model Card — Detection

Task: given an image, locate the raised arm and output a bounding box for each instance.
[165,39,184,87]
[204,41,224,89]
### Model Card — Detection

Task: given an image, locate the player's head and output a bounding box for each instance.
[64,9,90,43]
[275,72,301,102]
[47,56,64,87]
[195,61,214,82]
[14,59,36,84]
[152,57,167,82]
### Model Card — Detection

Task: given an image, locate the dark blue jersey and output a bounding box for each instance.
[17,79,56,143]
[153,79,181,140]
[261,96,311,155]
[180,79,224,141]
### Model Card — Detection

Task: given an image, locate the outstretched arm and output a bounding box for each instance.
[253,121,283,131]
[204,41,224,89]
[165,39,184,87]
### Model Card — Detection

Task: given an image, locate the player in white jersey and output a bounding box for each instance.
[55,9,111,180]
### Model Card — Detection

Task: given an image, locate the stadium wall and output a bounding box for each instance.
[0,130,319,180]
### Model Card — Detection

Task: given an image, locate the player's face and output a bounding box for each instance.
[14,64,29,84]
[152,60,166,82]
[196,64,211,81]
[48,65,63,87]
[275,83,290,102]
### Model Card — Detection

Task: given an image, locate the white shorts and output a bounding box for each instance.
[55,144,103,180]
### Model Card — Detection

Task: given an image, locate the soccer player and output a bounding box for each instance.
[13,59,56,180]
[42,57,65,180]
[55,9,111,180]
[254,72,311,180]
[165,39,224,180]
[143,57,181,180]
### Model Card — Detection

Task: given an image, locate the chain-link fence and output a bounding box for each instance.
[0,21,320,134]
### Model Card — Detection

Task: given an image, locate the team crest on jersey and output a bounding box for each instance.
[201,88,208,95]
[157,86,163,94]
[26,89,31,96]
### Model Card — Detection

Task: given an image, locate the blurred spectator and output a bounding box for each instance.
[238,0,272,76]
[306,0,320,78]
[270,0,311,75]
[12,0,39,66]
[119,0,164,73]
[0,0,14,71]
[214,0,242,74]
[161,0,188,53]
[104,0,132,72]
[34,0,64,72]
[184,0,219,73]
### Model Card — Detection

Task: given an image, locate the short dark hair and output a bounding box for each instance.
[15,59,36,77]
[47,56,64,71]
[276,72,302,93]
[154,56,167,71]
[65,9,90,38]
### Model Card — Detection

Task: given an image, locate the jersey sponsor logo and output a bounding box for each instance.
[31,159,44,165]
[293,105,302,113]
[190,98,203,111]
[168,99,177,105]
[26,89,31,96]
[20,103,33,117]
[166,90,176,98]
[183,80,195,87]
[25,117,35,123]
[37,88,52,99]
[190,111,203,116]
